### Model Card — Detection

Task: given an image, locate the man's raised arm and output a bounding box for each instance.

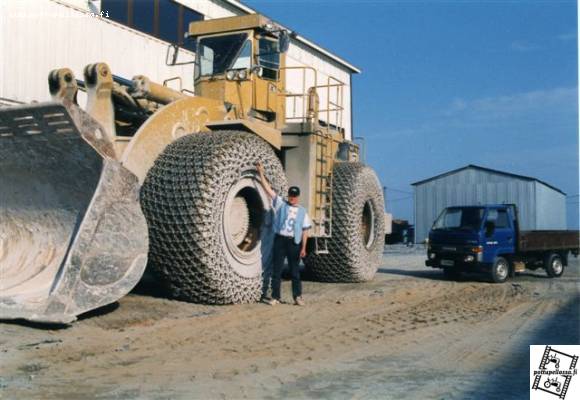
[256,162,276,199]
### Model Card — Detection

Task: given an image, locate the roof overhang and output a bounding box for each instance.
[411,164,566,195]
[220,0,361,74]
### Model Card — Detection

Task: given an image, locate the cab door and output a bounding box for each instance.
[483,207,515,263]
[253,37,281,116]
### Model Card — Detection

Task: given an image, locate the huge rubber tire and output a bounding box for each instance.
[490,256,510,283]
[304,162,385,282]
[545,253,564,278]
[140,131,287,304]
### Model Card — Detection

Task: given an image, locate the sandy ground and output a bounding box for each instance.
[1,245,579,399]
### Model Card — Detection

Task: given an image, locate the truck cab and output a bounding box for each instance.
[426,204,578,282]
[426,205,518,282]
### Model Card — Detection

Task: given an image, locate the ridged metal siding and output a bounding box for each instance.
[535,182,566,229]
[1,0,353,139]
[413,168,565,243]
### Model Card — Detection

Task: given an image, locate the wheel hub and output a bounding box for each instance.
[496,261,508,280]
[222,177,268,275]
[552,258,563,275]
[361,200,376,249]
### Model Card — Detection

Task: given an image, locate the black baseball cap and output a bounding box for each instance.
[288,186,300,197]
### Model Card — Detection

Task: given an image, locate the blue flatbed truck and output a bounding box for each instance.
[425,204,580,283]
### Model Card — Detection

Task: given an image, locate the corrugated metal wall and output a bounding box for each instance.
[0,0,354,139]
[535,182,566,229]
[413,167,565,243]
[0,0,198,105]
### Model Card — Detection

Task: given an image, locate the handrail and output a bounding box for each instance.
[279,65,345,133]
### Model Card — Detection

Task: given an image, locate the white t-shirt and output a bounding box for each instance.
[273,195,312,237]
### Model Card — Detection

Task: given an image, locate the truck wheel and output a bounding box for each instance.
[304,162,385,282]
[443,268,462,280]
[545,253,564,278]
[491,256,510,283]
[140,131,287,304]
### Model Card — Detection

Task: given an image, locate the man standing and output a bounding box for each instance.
[256,162,311,306]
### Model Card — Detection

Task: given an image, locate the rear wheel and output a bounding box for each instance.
[140,131,287,304]
[545,253,564,278]
[304,162,385,282]
[490,256,510,283]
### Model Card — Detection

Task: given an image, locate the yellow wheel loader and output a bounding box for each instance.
[0,14,384,323]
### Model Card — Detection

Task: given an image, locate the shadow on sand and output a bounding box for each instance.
[462,292,580,399]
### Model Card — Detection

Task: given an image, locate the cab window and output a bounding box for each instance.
[258,38,280,80]
[232,40,252,69]
[198,33,248,77]
[486,209,509,229]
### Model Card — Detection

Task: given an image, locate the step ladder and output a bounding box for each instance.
[313,130,333,252]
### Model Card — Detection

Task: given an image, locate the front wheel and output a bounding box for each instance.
[141,131,287,304]
[545,253,564,278]
[490,256,510,283]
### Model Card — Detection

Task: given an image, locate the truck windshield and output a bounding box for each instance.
[432,208,484,231]
[197,33,248,78]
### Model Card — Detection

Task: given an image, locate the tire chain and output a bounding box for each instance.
[140,131,287,304]
[305,162,385,282]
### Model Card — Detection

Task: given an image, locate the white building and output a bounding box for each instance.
[0,0,359,139]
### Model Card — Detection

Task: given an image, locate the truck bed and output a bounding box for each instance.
[518,230,580,253]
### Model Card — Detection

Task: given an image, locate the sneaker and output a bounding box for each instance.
[266,298,280,306]
[294,296,305,306]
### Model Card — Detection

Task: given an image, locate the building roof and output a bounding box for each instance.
[223,0,361,74]
[411,164,566,195]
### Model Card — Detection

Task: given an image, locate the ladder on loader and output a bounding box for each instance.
[312,130,334,253]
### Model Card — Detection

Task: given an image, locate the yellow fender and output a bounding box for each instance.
[121,96,231,184]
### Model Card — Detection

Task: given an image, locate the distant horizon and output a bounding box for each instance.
[245,0,579,229]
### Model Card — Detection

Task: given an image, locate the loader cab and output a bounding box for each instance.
[188,15,289,128]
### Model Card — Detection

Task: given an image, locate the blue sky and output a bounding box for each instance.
[244,0,579,229]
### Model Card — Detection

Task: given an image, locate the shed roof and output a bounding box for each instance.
[222,0,361,73]
[411,164,566,195]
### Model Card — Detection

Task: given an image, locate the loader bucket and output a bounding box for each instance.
[0,102,148,324]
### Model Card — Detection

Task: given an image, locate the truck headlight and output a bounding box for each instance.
[464,255,475,262]
[429,253,436,260]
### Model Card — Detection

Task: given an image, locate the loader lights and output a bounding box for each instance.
[471,246,483,254]
[225,69,250,81]
[226,70,236,80]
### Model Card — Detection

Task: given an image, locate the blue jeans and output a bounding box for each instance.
[272,234,302,300]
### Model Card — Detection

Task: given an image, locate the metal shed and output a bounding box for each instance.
[412,165,567,243]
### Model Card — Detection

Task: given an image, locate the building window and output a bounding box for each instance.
[132,0,155,35]
[101,0,203,49]
[158,0,179,43]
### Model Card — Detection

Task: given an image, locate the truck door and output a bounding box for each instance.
[483,207,515,262]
